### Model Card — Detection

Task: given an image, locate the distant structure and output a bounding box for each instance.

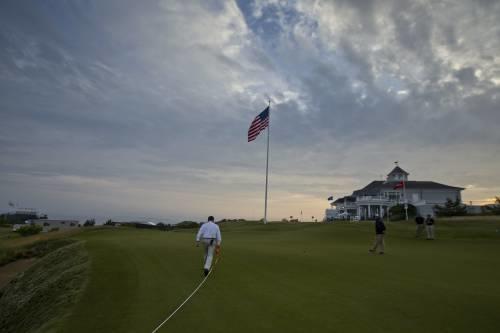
[326,165,464,220]
[0,209,44,224]
[24,219,80,232]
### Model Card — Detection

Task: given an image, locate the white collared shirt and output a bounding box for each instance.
[196,221,222,245]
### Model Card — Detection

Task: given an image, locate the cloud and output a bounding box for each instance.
[1,0,499,220]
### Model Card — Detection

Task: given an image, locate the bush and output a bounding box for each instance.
[484,196,500,215]
[389,204,417,221]
[175,221,199,229]
[16,224,43,237]
[434,197,467,217]
[83,219,95,227]
[156,223,173,231]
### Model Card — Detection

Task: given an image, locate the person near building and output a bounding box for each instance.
[425,214,435,240]
[369,215,386,255]
[415,215,425,238]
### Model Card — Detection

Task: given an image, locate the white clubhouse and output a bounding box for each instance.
[326,165,464,220]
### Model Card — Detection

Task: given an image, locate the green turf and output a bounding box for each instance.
[57,218,500,333]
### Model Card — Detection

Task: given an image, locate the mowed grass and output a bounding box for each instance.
[60,218,500,333]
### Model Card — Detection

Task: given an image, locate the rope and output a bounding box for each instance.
[151,256,220,333]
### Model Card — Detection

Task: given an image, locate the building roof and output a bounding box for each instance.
[387,166,409,176]
[332,196,356,204]
[352,181,465,196]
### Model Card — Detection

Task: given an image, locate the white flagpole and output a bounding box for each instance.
[264,99,271,224]
[403,179,408,221]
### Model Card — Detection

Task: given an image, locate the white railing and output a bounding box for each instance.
[357,196,392,202]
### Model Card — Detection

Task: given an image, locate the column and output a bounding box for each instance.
[368,204,371,218]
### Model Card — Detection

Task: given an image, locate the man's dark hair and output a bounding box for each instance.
[208,216,215,222]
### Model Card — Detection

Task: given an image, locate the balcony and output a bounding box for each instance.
[356,196,393,204]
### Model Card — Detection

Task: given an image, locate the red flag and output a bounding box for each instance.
[393,181,404,190]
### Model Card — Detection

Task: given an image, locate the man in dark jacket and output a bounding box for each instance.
[415,215,425,238]
[369,215,386,254]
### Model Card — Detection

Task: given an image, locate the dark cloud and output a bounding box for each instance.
[1,0,499,219]
[391,1,433,53]
[454,67,478,86]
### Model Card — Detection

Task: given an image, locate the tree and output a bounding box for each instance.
[389,204,417,221]
[434,197,467,217]
[83,219,96,227]
[484,196,500,215]
[104,219,114,226]
[175,221,199,229]
[158,223,173,231]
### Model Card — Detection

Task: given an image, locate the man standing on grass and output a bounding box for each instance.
[369,215,386,255]
[425,214,435,240]
[196,216,222,276]
[415,215,425,238]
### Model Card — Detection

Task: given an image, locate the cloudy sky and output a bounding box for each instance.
[1,0,499,222]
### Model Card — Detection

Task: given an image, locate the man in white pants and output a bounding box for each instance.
[425,214,435,240]
[196,216,222,276]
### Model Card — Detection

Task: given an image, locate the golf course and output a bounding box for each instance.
[1,217,500,333]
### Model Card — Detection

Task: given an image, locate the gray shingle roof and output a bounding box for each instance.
[352,181,465,196]
[387,166,409,176]
[332,196,356,204]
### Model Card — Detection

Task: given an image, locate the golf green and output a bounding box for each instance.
[60,218,500,332]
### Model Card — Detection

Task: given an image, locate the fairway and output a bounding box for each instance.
[57,219,500,333]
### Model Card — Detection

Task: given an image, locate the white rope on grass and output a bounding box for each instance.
[151,256,220,333]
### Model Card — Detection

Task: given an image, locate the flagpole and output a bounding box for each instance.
[403,179,408,221]
[264,99,271,224]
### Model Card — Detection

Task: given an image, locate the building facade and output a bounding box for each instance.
[27,219,80,232]
[326,166,464,220]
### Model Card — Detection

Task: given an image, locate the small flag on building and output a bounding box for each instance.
[248,106,270,142]
[393,181,404,190]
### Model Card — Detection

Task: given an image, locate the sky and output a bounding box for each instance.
[1,0,499,222]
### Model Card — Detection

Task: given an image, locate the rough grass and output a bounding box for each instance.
[0,238,76,267]
[57,217,500,333]
[0,241,89,333]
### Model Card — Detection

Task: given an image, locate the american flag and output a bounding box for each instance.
[248,106,270,142]
[393,181,404,190]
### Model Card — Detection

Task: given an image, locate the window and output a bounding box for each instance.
[384,191,401,202]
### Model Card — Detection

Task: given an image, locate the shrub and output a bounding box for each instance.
[434,197,467,217]
[16,224,43,236]
[175,221,199,229]
[484,196,500,215]
[389,204,417,221]
[156,223,173,231]
[83,219,95,227]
